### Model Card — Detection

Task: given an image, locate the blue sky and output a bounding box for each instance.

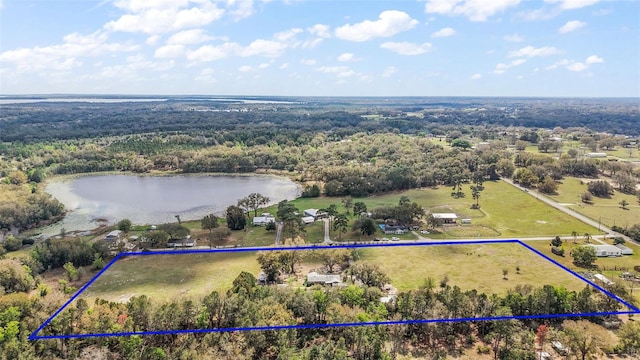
[1,0,638,96]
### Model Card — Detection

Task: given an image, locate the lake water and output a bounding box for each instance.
[42,174,301,237]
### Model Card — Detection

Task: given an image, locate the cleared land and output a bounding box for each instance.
[358,243,588,294]
[82,251,261,303]
[549,177,640,228]
[80,243,593,304]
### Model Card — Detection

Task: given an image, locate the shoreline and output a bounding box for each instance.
[32,171,304,238]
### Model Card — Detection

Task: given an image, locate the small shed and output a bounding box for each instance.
[588,244,622,257]
[594,273,614,285]
[461,218,471,225]
[431,213,458,224]
[253,216,275,226]
[615,244,634,255]
[301,216,315,224]
[105,230,122,241]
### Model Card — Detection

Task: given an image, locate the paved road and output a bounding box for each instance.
[275,221,283,245]
[501,178,632,245]
[322,218,332,244]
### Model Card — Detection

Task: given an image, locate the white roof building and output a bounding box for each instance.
[431,213,458,220]
[587,244,622,257]
[307,272,341,285]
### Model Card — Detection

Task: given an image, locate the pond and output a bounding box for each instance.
[41,174,301,237]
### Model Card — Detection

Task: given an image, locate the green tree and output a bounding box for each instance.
[209,227,231,248]
[572,245,597,268]
[226,205,247,230]
[451,139,471,150]
[620,199,629,210]
[352,218,377,237]
[201,214,219,233]
[538,177,558,195]
[238,193,271,217]
[562,320,613,360]
[551,236,563,247]
[117,218,132,233]
[145,231,169,248]
[63,262,79,281]
[0,259,36,293]
[341,196,353,214]
[350,264,390,289]
[318,248,352,273]
[333,213,349,240]
[618,320,640,356]
[353,202,367,217]
[257,251,282,283]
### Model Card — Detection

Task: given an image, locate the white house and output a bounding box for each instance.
[253,215,275,226]
[307,272,341,286]
[587,244,622,257]
[431,213,458,224]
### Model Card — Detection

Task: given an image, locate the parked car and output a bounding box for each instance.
[391,237,400,241]
[420,230,430,234]
[382,237,390,241]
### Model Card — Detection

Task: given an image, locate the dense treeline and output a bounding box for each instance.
[0,183,65,233]
[23,270,634,360]
[1,98,639,144]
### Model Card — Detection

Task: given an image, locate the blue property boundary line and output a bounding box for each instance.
[30,239,640,340]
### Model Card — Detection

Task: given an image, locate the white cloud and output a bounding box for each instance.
[307,24,331,38]
[227,0,255,20]
[316,66,355,78]
[334,10,418,42]
[544,0,600,10]
[154,44,186,58]
[380,42,432,55]
[337,53,354,62]
[146,35,162,45]
[558,20,586,34]
[504,33,524,42]
[0,30,137,73]
[566,62,588,71]
[424,0,521,21]
[196,67,216,82]
[470,73,482,80]
[508,45,559,58]
[546,55,603,71]
[585,55,603,64]
[274,28,303,42]
[300,59,317,65]
[382,66,398,77]
[301,38,323,49]
[187,43,238,62]
[431,27,456,38]
[167,29,214,45]
[239,65,254,72]
[494,58,527,74]
[105,1,225,34]
[279,63,289,69]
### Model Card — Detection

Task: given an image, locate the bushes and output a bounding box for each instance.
[31,237,108,270]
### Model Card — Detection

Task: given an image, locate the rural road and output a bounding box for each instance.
[322,218,332,244]
[501,178,633,245]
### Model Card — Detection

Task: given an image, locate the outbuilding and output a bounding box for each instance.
[587,244,622,257]
[301,216,315,225]
[253,215,275,226]
[431,213,458,224]
[105,230,122,241]
[615,244,634,255]
[306,272,341,286]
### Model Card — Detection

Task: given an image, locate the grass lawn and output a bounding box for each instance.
[356,242,588,295]
[82,251,261,303]
[524,239,640,304]
[550,177,640,228]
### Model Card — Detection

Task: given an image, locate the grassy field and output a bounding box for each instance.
[79,242,593,304]
[550,177,640,228]
[358,242,588,294]
[82,251,261,303]
[523,239,640,304]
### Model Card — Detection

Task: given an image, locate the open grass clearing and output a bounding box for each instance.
[82,251,261,303]
[357,242,588,294]
[524,239,640,304]
[550,177,640,228]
